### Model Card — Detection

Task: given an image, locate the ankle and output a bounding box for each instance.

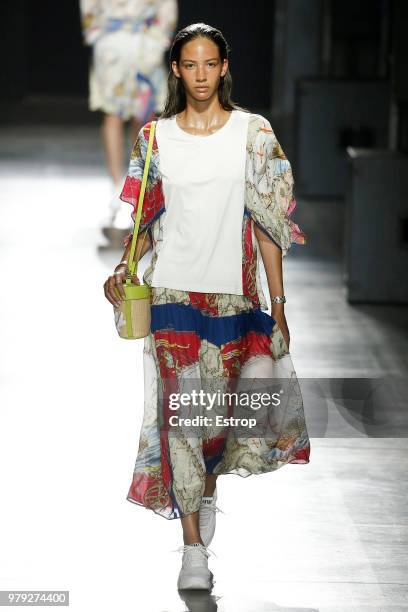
[203,479,217,497]
[202,485,217,498]
[183,537,204,546]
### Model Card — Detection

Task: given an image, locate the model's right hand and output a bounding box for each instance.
[103,264,140,307]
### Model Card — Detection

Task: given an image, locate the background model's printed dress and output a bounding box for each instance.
[119,112,311,519]
[80,0,178,121]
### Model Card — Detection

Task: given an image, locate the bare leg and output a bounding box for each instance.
[101,113,124,185]
[100,113,130,234]
[181,511,203,545]
[203,474,218,497]
[180,475,218,544]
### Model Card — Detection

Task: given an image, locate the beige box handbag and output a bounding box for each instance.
[113,121,156,339]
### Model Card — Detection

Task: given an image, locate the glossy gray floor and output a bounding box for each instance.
[0,124,407,612]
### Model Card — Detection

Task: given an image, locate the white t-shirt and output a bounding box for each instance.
[150,108,250,294]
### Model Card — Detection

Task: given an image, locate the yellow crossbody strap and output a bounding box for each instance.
[128,121,156,278]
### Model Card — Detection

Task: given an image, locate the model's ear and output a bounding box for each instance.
[171,60,181,79]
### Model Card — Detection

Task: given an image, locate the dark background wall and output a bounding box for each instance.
[0,0,274,110]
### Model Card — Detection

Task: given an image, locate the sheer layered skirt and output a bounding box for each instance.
[126,287,311,519]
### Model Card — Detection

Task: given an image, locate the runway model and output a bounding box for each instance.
[103,22,311,591]
[80,0,178,237]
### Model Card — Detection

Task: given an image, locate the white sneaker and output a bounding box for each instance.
[177,543,214,591]
[111,200,133,230]
[101,180,132,233]
[199,488,223,547]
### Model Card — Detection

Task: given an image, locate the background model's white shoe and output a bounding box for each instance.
[177,543,213,591]
[199,488,223,547]
[110,198,133,230]
[101,180,133,238]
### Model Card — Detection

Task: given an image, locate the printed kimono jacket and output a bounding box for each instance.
[120,112,307,308]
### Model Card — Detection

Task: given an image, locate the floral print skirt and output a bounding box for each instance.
[89,28,168,122]
[126,287,311,519]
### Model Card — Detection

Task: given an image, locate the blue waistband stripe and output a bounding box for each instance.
[150,302,275,347]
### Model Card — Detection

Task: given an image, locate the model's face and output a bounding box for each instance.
[172,37,228,101]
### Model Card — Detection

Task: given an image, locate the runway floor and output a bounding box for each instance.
[0,123,407,611]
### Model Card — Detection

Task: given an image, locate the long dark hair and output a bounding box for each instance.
[157,22,250,119]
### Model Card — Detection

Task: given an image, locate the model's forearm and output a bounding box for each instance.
[118,230,152,266]
[254,225,285,317]
[119,240,131,265]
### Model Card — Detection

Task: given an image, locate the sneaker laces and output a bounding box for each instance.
[199,500,225,535]
[200,501,225,516]
[172,543,218,559]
